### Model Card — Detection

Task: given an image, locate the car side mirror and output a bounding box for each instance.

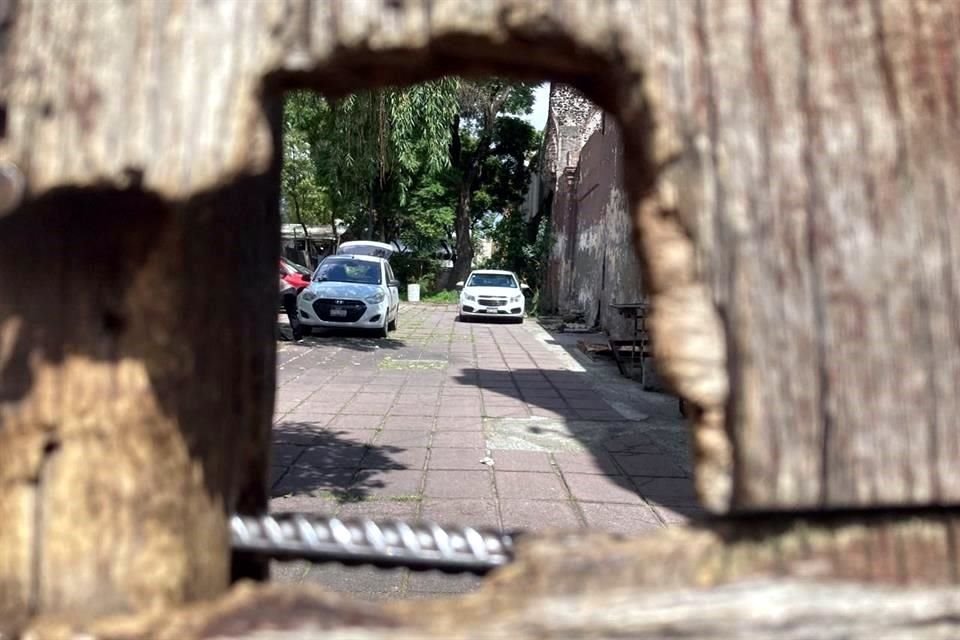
[390,279,400,287]
[521,283,530,290]
[455,281,465,289]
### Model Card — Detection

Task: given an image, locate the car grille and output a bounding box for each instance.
[478,298,507,307]
[313,298,367,322]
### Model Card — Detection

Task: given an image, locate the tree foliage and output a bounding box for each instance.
[281,78,544,293]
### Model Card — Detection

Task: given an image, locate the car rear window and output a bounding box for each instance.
[467,273,517,288]
[314,258,382,285]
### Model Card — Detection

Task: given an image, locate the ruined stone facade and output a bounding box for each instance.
[541,88,643,339]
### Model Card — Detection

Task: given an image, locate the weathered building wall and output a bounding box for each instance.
[544,168,578,312]
[541,85,644,339]
[566,119,644,337]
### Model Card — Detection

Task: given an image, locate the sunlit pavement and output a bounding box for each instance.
[271,303,698,599]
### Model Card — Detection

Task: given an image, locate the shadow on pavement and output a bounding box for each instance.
[271,422,409,503]
[451,366,703,520]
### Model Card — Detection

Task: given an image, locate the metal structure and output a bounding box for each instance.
[230,514,518,575]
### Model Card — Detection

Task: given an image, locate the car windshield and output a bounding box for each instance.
[314,258,382,285]
[467,273,517,288]
[282,259,311,277]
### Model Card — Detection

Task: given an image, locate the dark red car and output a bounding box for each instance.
[280,258,312,292]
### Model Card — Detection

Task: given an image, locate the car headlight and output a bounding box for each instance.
[301,291,316,302]
[365,291,386,304]
[464,294,476,302]
[511,295,522,303]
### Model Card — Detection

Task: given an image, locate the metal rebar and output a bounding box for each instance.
[230,513,518,575]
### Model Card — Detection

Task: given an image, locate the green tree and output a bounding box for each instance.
[283,80,459,243]
[442,80,537,288]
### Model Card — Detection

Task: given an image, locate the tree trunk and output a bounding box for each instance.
[447,186,475,287]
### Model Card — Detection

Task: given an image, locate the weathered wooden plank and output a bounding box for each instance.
[0,181,278,617]
[633,0,960,510]
[2,0,960,625]
[25,515,960,639]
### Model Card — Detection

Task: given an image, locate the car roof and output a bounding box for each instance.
[323,254,385,264]
[469,269,517,276]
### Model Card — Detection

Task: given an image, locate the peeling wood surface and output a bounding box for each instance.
[1,0,960,627]
[25,516,960,639]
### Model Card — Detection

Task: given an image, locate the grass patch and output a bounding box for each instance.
[420,290,459,304]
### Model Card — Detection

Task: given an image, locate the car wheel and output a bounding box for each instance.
[378,320,389,339]
[388,312,398,332]
[512,316,524,325]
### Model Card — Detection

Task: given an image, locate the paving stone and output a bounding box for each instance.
[603,432,663,454]
[281,412,337,424]
[529,407,578,420]
[297,445,367,469]
[432,430,485,448]
[428,448,489,470]
[271,444,305,467]
[434,416,483,432]
[268,304,690,601]
[270,493,339,515]
[336,500,420,520]
[500,500,581,532]
[613,453,687,477]
[652,504,709,525]
[420,498,499,529]
[574,409,624,421]
[343,401,395,415]
[273,468,356,498]
[552,451,621,475]
[438,403,483,417]
[483,406,531,418]
[495,471,568,500]
[562,473,645,505]
[391,403,438,416]
[351,469,424,499]
[579,503,663,534]
[375,431,432,448]
[322,428,378,446]
[327,414,383,430]
[360,447,427,471]
[424,470,494,499]
[631,477,699,505]
[564,397,613,410]
[489,450,553,472]
[381,415,435,430]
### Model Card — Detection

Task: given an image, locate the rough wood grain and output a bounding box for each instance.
[2,0,960,627]
[0,180,278,618]
[23,514,960,639]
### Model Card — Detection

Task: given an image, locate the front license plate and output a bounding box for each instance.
[487,307,500,312]
[330,309,348,317]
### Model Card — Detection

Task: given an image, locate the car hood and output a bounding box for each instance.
[308,281,381,299]
[462,286,521,298]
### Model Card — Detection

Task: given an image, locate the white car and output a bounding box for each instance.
[297,241,400,338]
[457,269,528,323]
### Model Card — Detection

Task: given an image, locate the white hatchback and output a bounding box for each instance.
[297,241,400,338]
[457,270,528,323]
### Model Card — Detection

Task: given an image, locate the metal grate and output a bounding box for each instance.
[231,513,518,575]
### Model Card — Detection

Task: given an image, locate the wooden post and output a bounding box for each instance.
[0,179,278,619]
[1,0,959,635]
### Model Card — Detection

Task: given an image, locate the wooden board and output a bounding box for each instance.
[1,0,959,627]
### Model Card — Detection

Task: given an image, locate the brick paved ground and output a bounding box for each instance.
[271,303,699,599]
